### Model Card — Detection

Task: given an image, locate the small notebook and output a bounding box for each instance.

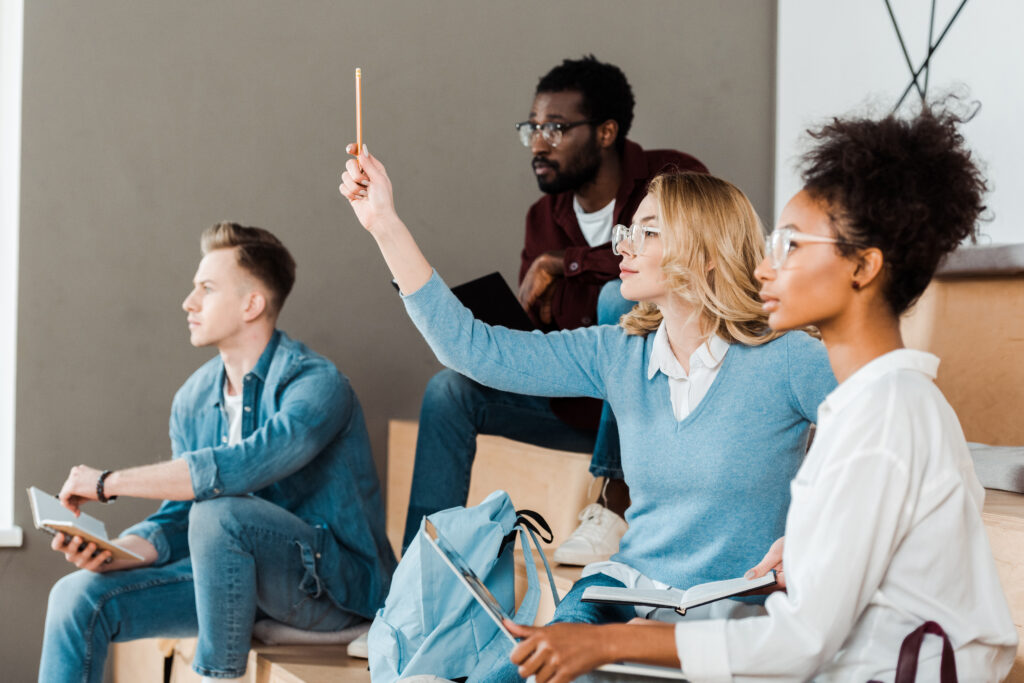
[27,486,144,562]
[582,571,777,616]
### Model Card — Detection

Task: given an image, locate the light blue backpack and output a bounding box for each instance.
[367,490,559,682]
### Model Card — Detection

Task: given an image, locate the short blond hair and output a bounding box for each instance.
[620,172,776,346]
[200,222,296,316]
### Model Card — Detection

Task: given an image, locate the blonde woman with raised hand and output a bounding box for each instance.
[339,145,835,682]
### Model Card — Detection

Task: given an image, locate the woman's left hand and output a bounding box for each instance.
[506,620,615,683]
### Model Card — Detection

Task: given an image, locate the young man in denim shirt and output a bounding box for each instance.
[38,223,396,683]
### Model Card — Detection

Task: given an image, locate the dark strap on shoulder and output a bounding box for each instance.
[870,621,958,683]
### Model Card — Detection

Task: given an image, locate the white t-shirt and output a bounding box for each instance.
[673,350,1018,682]
[573,195,616,247]
[222,386,243,446]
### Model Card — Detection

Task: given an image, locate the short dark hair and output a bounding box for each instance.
[200,222,296,316]
[800,104,987,315]
[536,55,635,152]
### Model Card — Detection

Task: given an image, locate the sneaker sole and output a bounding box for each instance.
[552,549,611,566]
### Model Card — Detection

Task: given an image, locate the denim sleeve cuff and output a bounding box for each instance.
[183,446,224,500]
[119,520,171,565]
[675,619,732,683]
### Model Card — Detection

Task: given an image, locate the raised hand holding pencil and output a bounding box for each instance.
[340,145,431,295]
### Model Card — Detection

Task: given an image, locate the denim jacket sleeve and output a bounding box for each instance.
[403,270,610,399]
[119,395,194,565]
[183,360,349,501]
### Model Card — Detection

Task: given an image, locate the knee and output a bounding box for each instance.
[45,570,105,631]
[597,280,633,326]
[420,369,478,416]
[188,496,250,549]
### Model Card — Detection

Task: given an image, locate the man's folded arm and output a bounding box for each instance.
[184,364,351,500]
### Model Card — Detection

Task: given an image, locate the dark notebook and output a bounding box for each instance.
[451,272,535,331]
[394,271,535,331]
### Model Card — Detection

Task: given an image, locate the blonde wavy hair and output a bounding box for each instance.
[620,172,778,346]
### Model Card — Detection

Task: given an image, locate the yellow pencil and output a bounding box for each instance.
[355,67,363,161]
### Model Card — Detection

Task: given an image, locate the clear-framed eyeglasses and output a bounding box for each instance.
[613,223,662,256]
[514,119,598,148]
[766,226,857,269]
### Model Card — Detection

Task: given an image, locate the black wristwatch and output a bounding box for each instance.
[97,469,118,503]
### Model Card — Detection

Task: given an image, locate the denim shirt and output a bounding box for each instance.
[122,330,396,618]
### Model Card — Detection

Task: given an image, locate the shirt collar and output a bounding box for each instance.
[209,330,282,409]
[647,323,730,381]
[819,348,940,419]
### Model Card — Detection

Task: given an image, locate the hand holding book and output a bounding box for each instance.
[745,536,786,590]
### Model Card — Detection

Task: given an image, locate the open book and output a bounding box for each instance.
[582,570,777,616]
[27,486,144,562]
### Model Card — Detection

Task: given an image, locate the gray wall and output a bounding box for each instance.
[1,1,776,678]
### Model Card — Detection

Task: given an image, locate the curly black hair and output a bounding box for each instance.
[536,55,635,153]
[800,105,987,315]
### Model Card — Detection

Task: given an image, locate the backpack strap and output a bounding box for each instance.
[870,621,959,683]
[893,621,958,683]
[511,523,562,625]
[515,509,554,544]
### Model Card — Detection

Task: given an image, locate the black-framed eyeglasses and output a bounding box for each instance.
[514,120,599,148]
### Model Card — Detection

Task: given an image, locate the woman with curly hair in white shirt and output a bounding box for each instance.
[504,104,1019,682]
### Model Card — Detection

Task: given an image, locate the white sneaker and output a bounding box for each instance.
[347,631,369,659]
[552,503,627,565]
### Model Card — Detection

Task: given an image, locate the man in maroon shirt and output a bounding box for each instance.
[401,56,707,564]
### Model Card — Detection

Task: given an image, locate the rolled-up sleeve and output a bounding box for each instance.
[184,363,349,500]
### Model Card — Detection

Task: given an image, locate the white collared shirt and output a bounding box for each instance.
[648,325,730,421]
[674,349,1018,682]
[582,328,733,594]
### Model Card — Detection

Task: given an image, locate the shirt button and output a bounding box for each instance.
[569,261,580,272]
[221,436,228,443]
[213,488,221,494]
[244,374,252,382]
[315,552,321,559]
[581,317,593,325]
[243,406,251,412]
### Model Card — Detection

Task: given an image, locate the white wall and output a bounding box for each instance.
[0,0,23,547]
[776,0,1024,244]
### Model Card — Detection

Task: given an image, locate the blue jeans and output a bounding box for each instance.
[39,496,361,682]
[402,281,633,551]
[477,573,634,683]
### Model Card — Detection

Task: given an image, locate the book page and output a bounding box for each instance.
[680,573,775,609]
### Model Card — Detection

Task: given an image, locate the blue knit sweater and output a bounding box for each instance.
[404,271,836,590]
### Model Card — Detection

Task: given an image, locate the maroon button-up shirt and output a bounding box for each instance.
[519,139,708,429]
